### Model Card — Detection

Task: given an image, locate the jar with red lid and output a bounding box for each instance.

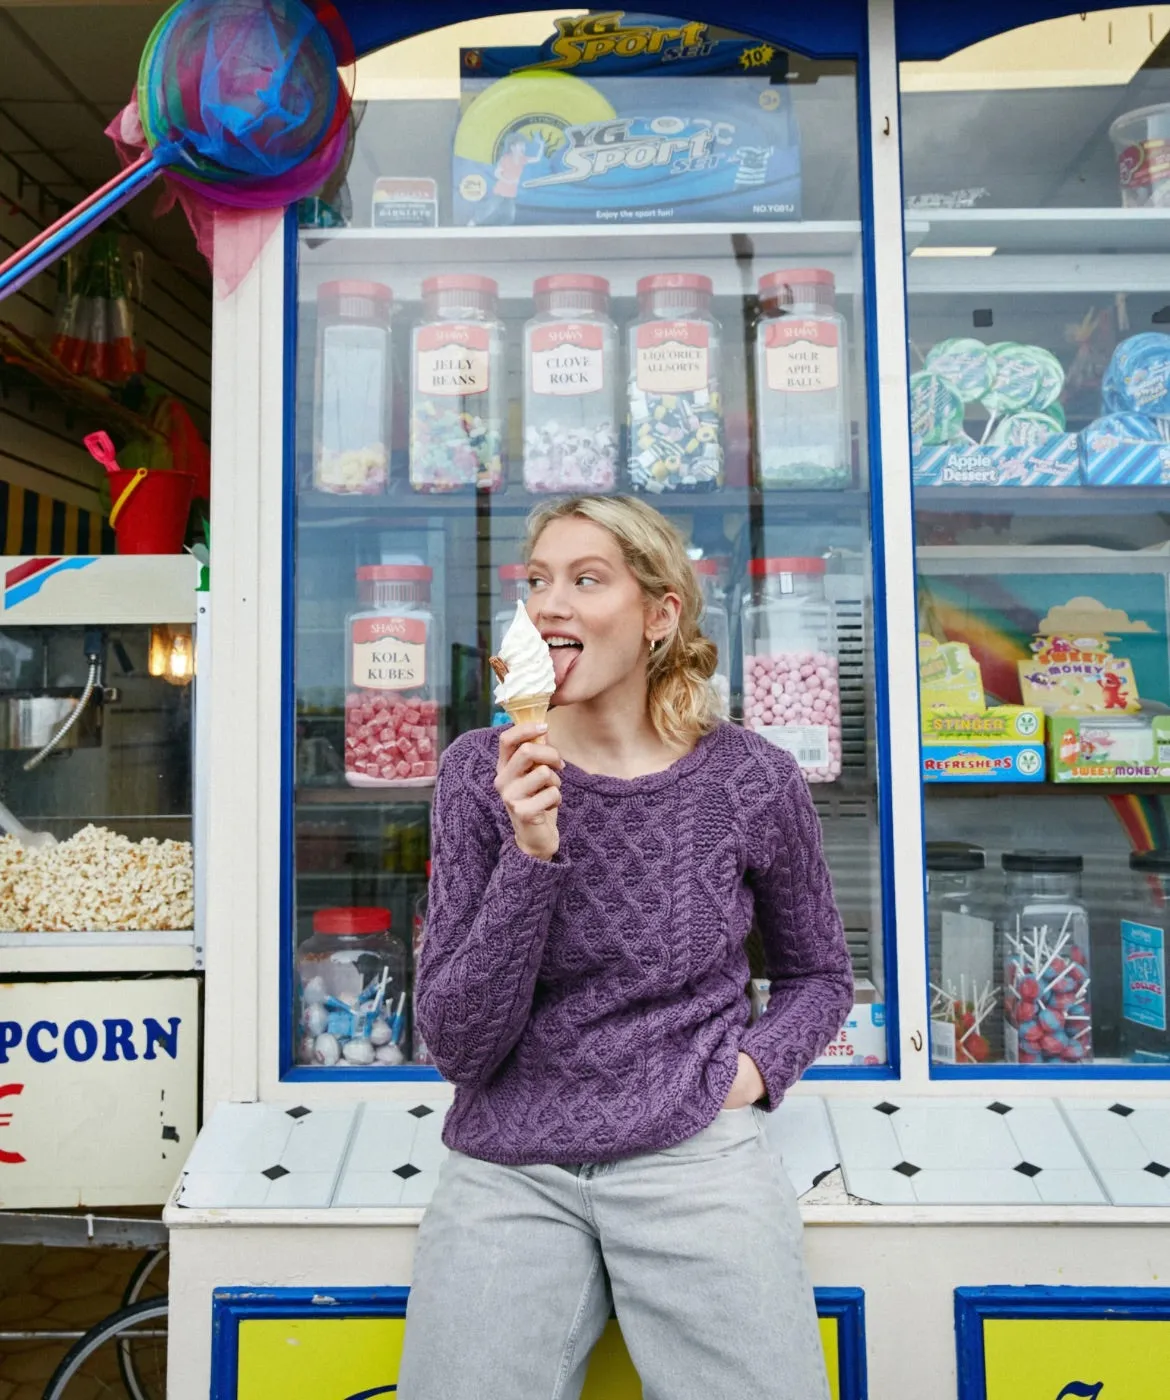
[741,557,841,782]
[753,268,850,489]
[410,274,506,492]
[412,861,433,1065]
[694,558,731,719]
[627,273,724,493]
[344,564,442,788]
[523,274,619,493]
[313,280,393,495]
[296,906,409,1067]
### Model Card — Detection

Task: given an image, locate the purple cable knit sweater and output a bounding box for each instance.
[415,721,853,1166]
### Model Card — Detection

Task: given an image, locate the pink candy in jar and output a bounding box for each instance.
[741,556,842,783]
[345,564,442,788]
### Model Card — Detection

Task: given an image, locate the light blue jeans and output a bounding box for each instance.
[397,1106,830,1400]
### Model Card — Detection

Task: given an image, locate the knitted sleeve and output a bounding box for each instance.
[739,750,854,1107]
[414,733,570,1085]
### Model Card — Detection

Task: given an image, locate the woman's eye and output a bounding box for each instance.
[527,577,546,590]
[576,574,598,587]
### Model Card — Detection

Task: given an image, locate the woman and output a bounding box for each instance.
[398,495,852,1400]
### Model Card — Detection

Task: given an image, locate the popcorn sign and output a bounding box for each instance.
[0,978,197,1207]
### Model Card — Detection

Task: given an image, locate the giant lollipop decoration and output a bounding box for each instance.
[0,0,353,303]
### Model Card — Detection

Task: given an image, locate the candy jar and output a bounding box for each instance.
[627,273,723,493]
[1000,851,1092,1064]
[926,843,1000,1065]
[523,274,619,494]
[694,558,731,719]
[412,861,433,1066]
[741,557,841,782]
[410,274,506,492]
[753,268,850,489]
[492,565,530,725]
[296,907,408,1067]
[1121,849,1170,1063]
[313,281,393,494]
[344,565,442,787]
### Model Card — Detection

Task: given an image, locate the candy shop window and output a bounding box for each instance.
[902,8,1170,1073]
[286,10,892,1078]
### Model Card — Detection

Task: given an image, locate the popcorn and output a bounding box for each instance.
[0,825,194,932]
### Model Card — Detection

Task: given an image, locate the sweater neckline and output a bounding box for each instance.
[557,723,725,796]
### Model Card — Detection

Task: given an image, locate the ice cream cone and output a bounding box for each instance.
[504,694,552,727]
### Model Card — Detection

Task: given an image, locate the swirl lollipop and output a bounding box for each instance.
[0,0,353,302]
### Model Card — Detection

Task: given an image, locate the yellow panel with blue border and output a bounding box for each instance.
[213,1287,865,1399]
[956,1287,1170,1400]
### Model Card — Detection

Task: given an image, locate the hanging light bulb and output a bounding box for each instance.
[148,625,194,686]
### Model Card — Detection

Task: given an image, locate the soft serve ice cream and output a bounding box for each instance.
[490,600,556,710]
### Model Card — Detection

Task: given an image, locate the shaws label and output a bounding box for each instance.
[415,323,490,395]
[352,617,427,690]
[765,319,840,393]
[531,323,605,395]
[636,321,709,393]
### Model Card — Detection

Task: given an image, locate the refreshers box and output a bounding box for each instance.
[921,706,1047,783]
[454,13,800,226]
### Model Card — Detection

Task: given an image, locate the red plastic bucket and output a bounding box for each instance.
[108,469,194,554]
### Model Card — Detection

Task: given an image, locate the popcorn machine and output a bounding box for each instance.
[0,553,202,1209]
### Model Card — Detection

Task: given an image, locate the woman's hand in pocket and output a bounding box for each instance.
[722,1052,766,1110]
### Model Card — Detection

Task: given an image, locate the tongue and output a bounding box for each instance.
[551,645,579,687]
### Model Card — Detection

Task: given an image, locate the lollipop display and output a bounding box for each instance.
[0,0,353,302]
[911,335,1080,487]
[1083,335,1170,486]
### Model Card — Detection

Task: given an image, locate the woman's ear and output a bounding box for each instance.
[645,591,682,646]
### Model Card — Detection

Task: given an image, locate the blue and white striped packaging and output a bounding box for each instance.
[1081,414,1170,486]
[912,432,1081,488]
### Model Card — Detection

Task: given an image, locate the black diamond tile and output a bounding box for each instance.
[893,1161,920,1177]
[875,1101,900,1116]
[812,1168,838,1188]
[1109,1103,1135,1117]
[286,1105,311,1119]
[987,1102,1013,1115]
[1014,1162,1042,1178]
[262,1164,289,1181]
[394,1163,421,1180]
[1144,1161,1170,1179]
[408,1105,434,1119]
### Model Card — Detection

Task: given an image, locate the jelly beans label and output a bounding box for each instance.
[1122,918,1167,1031]
[635,321,709,393]
[530,324,606,396]
[757,724,829,769]
[764,319,840,393]
[351,617,427,690]
[415,324,490,396]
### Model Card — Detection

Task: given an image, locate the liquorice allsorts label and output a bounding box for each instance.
[635,320,709,393]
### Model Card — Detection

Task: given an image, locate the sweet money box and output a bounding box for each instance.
[453,13,801,226]
[1050,712,1170,782]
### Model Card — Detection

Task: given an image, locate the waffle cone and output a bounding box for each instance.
[504,694,552,727]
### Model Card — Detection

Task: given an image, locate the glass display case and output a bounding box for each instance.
[0,556,199,972]
[285,9,894,1079]
[902,6,1170,1074]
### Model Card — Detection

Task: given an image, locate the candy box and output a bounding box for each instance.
[1081,413,1170,486]
[921,706,1046,783]
[911,434,1081,488]
[918,633,985,710]
[372,177,438,229]
[1049,712,1170,782]
[1019,624,1141,715]
[453,14,801,226]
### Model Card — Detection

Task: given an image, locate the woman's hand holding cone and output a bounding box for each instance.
[495,723,564,861]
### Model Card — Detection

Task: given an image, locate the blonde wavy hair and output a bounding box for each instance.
[524,495,719,749]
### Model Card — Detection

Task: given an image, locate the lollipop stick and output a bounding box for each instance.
[980,410,999,445]
[0,154,162,304]
[0,151,153,279]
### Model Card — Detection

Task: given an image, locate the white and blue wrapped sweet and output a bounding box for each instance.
[1102,333,1170,416]
[1082,412,1170,486]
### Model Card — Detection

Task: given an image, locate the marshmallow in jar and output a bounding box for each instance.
[312,281,393,495]
[741,556,842,782]
[345,565,442,787]
[296,907,409,1068]
[523,274,619,494]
